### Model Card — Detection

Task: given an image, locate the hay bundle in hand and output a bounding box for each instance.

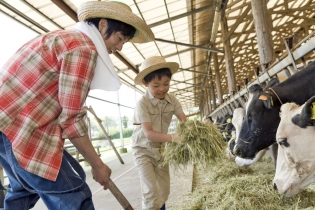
[162,120,225,169]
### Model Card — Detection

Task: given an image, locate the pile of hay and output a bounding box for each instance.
[177,157,315,210]
[162,120,225,169]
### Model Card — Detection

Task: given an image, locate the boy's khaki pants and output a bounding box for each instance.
[133,148,170,210]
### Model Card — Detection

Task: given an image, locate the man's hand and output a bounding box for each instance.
[91,163,112,190]
[70,135,112,190]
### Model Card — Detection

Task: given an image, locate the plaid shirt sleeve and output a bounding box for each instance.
[58,46,97,139]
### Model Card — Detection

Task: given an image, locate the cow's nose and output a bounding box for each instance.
[233,145,241,156]
[273,183,278,191]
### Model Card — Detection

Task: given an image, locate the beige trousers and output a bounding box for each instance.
[133,147,170,210]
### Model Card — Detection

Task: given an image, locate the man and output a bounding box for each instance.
[0,1,154,209]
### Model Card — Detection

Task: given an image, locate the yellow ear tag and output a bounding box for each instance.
[311,102,315,120]
[227,118,232,123]
[259,95,267,101]
[270,96,274,106]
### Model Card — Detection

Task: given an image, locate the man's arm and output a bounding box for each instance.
[70,135,111,190]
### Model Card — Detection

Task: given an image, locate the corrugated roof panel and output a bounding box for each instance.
[159,47,178,55]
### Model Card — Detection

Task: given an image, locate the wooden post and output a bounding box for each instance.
[251,0,275,65]
[213,53,223,104]
[84,106,125,164]
[209,76,216,110]
[0,165,3,186]
[221,16,236,95]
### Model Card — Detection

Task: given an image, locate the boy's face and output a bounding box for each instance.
[143,75,171,99]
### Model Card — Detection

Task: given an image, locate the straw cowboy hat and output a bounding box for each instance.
[77,1,154,43]
[134,56,179,85]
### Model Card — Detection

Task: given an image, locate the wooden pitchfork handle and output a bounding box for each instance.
[109,178,134,210]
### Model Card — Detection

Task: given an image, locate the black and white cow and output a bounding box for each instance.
[226,108,244,160]
[215,113,233,142]
[234,62,315,159]
[273,96,315,196]
[226,107,277,168]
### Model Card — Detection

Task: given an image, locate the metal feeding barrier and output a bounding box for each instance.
[210,31,315,119]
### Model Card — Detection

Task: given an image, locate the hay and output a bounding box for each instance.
[162,120,225,169]
[175,157,315,210]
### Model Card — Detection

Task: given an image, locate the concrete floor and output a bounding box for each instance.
[31,145,193,210]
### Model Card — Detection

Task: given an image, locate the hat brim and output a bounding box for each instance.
[78,1,154,43]
[134,62,179,85]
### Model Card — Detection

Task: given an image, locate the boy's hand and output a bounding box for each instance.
[171,132,182,144]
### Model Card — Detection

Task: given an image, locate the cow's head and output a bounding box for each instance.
[225,131,236,160]
[234,83,281,159]
[273,96,315,197]
[217,114,233,142]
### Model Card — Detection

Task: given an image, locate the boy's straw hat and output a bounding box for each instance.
[134,56,179,85]
[77,1,154,43]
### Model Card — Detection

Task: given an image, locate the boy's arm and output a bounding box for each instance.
[141,122,173,143]
[177,112,187,122]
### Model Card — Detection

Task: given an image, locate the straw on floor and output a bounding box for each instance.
[177,157,315,210]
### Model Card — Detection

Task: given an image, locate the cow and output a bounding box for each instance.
[214,113,233,142]
[273,96,315,196]
[226,107,277,167]
[233,62,315,159]
[226,108,244,159]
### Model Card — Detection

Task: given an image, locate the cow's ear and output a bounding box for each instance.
[292,96,315,128]
[249,84,263,93]
[259,93,273,109]
[263,78,279,90]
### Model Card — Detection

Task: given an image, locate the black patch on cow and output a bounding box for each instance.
[291,95,315,128]
[264,78,280,90]
[249,84,263,93]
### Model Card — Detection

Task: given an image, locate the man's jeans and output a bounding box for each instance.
[0,132,94,210]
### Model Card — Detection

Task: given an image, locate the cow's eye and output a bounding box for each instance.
[278,138,290,147]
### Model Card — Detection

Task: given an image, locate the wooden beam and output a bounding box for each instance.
[224,5,252,43]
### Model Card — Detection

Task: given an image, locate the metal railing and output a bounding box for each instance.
[209,32,315,118]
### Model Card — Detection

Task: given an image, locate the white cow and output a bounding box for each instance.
[225,108,243,160]
[273,96,315,197]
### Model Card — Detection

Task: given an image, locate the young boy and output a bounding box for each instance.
[132,56,187,210]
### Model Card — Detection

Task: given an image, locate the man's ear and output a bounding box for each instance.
[142,79,148,87]
[98,19,108,34]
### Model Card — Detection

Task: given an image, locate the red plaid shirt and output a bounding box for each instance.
[0,30,98,181]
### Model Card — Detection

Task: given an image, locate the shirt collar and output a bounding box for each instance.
[145,90,172,106]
